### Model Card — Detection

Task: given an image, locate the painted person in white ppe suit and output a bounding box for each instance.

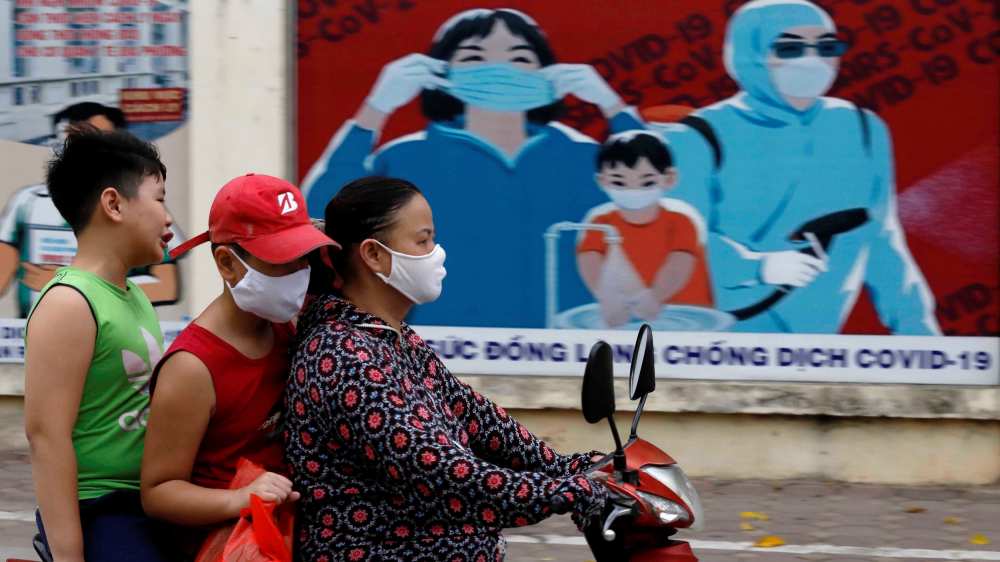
[661,0,939,334]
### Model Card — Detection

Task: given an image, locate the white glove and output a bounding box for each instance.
[539,64,623,112]
[759,251,827,287]
[365,54,450,114]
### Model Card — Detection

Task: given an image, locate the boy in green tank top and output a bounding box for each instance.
[24,129,178,562]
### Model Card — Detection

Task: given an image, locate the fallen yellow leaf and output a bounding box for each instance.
[971,534,991,545]
[740,511,770,521]
[944,516,961,525]
[754,535,786,548]
[904,506,927,513]
[740,522,755,531]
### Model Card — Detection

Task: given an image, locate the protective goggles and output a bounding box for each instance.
[772,39,849,59]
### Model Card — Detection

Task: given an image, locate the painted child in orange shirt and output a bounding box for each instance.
[577,131,713,327]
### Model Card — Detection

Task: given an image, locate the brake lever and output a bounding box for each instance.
[599,486,637,542]
[602,502,634,542]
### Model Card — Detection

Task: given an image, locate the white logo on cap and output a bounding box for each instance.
[277,192,299,215]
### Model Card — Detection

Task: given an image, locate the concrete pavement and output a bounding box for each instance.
[1,450,998,561]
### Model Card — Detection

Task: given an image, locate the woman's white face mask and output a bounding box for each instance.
[371,240,447,305]
[228,251,311,323]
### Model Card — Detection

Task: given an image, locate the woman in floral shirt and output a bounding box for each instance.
[284,177,607,561]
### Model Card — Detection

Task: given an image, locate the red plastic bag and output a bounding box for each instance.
[194,459,295,562]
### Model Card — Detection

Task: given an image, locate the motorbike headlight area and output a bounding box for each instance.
[635,490,690,526]
[644,465,705,531]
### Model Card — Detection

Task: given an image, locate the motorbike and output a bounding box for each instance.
[579,324,704,561]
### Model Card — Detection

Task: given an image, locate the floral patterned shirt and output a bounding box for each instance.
[284,295,606,562]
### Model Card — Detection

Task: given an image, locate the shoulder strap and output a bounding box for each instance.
[856,105,872,156]
[679,115,723,170]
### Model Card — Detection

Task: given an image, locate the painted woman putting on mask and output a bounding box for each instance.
[285,176,607,561]
[140,174,339,554]
[302,8,646,329]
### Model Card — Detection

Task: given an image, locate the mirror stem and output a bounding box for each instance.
[608,416,627,474]
[629,393,648,440]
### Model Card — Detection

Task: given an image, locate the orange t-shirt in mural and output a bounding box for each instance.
[578,208,714,307]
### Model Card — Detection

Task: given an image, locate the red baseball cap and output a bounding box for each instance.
[169,173,340,262]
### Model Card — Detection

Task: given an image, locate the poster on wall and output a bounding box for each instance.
[0,0,191,332]
[297,0,998,383]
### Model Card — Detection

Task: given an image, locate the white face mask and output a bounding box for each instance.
[228,251,311,323]
[603,187,663,211]
[771,56,836,100]
[372,240,447,305]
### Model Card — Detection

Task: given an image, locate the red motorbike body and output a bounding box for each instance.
[587,438,699,561]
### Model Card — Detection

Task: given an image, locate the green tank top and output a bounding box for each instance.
[29,267,164,500]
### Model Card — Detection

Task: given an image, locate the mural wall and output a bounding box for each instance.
[296,0,998,382]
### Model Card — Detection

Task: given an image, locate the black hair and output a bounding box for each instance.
[46,128,166,233]
[420,9,564,124]
[597,132,673,173]
[52,101,127,131]
[323,176,422,280]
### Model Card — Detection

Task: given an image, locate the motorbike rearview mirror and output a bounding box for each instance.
[628,324,656,400]
[581,341,627,474]
[628,324,656,440]
[582,341,615,423]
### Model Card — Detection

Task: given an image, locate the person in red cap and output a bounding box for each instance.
[139,173,338,552]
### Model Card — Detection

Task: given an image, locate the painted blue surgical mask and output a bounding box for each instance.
[446,63,556,112]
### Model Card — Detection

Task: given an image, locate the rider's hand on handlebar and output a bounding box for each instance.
[573,482,633,531]
[605,486,635,507]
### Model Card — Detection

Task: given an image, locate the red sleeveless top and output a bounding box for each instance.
[156,322,292,489]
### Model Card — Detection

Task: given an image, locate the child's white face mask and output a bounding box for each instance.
[603,187,663,211]
[228,251,311,323]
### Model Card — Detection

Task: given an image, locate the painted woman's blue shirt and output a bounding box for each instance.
[304,111,644,327]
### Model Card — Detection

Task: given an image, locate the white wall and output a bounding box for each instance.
[186,1,293,314]
[0,1,10,80]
